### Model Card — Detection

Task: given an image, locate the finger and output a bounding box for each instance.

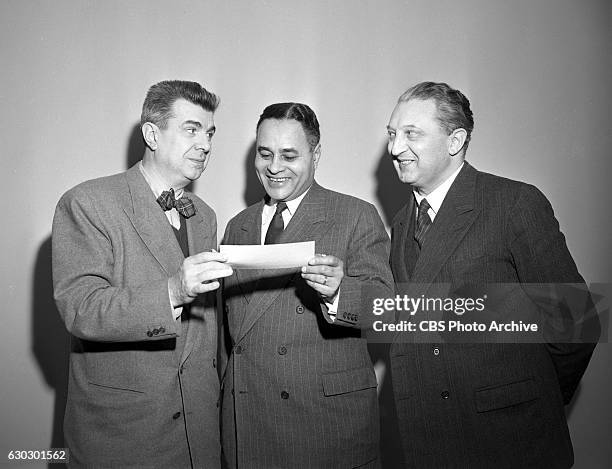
[188,251,229,264]
[301,272,328,285]
[194,280,221,293]
[307,254,340,267]
[197,267,234,283]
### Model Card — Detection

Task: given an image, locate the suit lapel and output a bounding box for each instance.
[124,165,184,276]
[390,200,416,284]
[180,206,212,365]
[233,203,264,302]
[411,162,480,284]
[235,182,330,343]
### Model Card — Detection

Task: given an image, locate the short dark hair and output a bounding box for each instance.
[256,102,320,151]
[399,81,474,150]
[141,80,219,129]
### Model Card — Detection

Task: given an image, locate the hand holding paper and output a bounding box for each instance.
[301,254,344,302]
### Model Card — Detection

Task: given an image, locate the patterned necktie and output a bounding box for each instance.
[264,202,288,245]
[156,188,196,218]
[414,198,432,249]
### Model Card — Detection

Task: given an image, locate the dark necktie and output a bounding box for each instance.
[157,188,196,218]
[264,202,288,245]
[414,198,432,249]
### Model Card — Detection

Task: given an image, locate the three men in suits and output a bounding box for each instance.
[52,80,232,468]
[221,102,394,468]
[385,81,598,468]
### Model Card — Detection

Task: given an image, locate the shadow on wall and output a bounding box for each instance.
[373,143,409,227]
[31,237,70,469]
[243,140,264,208]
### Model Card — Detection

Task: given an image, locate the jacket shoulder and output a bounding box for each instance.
[57,171,129,207]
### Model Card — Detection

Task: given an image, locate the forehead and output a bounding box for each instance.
[257,119,309,147]
[389,98,440,129]
[169,98,214,125]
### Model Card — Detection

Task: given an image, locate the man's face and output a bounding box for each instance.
[255,118,320,202]
[387,98,454,195]
[153,98,215,188]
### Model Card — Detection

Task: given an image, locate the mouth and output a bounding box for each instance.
[397,159,415,167]
[266,176,290,184]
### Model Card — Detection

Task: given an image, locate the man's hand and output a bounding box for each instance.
[301,254,343,302]
[168,251,233,307]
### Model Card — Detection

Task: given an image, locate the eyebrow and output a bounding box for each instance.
[257,145,299,154]
[387,124,421,132]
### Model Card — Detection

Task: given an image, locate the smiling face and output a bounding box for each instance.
[387,98,462,195]
[255,118,320,203]
[150,98,216,188]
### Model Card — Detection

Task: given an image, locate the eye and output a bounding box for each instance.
[186,127,196,134]
[282,154,297,162]
[387,131,396,140]
[258,151,272,159]
[207,131,215,139]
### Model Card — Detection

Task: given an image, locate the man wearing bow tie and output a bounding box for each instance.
[52,80,232,468]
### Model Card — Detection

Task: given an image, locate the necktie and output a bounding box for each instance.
[264,202,287,245]
[414,198,432,249]
[157,188,196,218]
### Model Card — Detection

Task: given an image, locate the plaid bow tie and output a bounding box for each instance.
[156,188,196,218]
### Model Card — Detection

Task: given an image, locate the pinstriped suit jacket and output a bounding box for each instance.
[52,164,221,468]
[220,182,394,469]
[389,162,598,468]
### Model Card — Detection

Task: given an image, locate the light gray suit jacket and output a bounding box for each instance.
[52,164,221,468]
[220,182,394,469]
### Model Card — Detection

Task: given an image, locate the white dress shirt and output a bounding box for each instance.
[413,162,464,221]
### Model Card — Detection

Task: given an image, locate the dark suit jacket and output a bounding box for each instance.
[52,164,221,468]
[389,162,598,469]
[220,182,394,469]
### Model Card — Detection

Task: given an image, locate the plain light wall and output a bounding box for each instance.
[1,0,610,467]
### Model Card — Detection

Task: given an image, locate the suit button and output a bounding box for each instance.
[441,390,450,399]
[235,345,243,354]
[213,358,217,368]
[159,327,165,334]
[280,391,289,400]
[296,305,304,314]
[152,328,159,335]
[179,365,185,374]
[172,412,181,419]
[278,346,287,355]
[433,347,440,356]
[146,331,153,337]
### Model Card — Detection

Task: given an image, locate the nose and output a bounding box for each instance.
[196,134,212,153]
[389,135,405,158]
[267,155,283,174]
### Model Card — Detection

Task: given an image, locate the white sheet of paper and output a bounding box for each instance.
[219,241,315,269]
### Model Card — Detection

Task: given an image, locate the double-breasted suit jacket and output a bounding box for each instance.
[220,182,394,469]
[52,164,221,468]
[388,162,598,468]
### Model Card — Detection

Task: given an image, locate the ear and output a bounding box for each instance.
[142,122,159,150]
[312,143,322,168]
[448,128,467,156]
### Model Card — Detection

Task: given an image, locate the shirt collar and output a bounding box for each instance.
[139,161,184,200]
[413,162,464,216]
[262,186,311,225]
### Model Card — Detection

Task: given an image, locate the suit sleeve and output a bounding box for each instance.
[52,188,180,342]
[325,203,395,329]
[508,184,600,404]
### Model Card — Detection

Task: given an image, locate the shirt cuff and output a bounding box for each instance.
[323,290,340,322]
